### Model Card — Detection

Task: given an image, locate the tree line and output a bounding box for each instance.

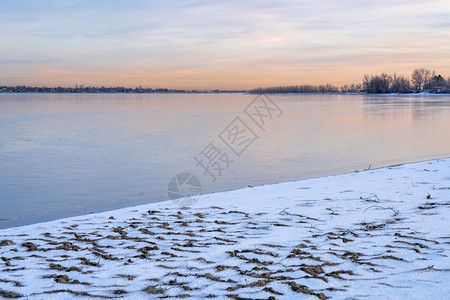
[250,84,339,94]
[361,69,449,94]
[0,86,245,94]
[2,68,449,94]
[250,68,450,94]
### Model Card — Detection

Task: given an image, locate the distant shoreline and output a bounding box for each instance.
[1,91,450,95]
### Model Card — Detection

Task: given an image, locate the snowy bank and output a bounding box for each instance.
[1,158,449,299]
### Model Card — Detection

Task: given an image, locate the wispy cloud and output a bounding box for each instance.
[0,0,449,88]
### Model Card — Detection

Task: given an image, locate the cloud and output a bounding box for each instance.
[0,0,449,88]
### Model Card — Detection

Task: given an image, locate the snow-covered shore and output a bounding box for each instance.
[1,158,449,299]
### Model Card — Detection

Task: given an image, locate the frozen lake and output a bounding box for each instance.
[1,93,450,228]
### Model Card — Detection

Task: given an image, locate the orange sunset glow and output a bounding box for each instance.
[1,0,449,89]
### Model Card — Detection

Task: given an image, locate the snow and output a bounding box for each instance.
[0,158,449,299]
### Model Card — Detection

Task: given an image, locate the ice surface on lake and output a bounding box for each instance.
[1,93,450,228]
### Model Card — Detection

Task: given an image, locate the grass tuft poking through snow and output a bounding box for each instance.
[1,158,449,299]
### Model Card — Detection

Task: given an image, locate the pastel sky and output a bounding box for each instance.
[1,0,449,89]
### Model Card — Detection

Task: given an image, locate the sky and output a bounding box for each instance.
[0,0,449,89]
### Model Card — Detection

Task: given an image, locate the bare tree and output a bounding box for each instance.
[379,73,392,93]
[411,68,433,91]
[391,73,410,93]
[362,73,392,93]
[362,74,371,92]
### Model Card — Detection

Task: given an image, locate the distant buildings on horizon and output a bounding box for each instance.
[2,69,450,94]
[0,85,245,94]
